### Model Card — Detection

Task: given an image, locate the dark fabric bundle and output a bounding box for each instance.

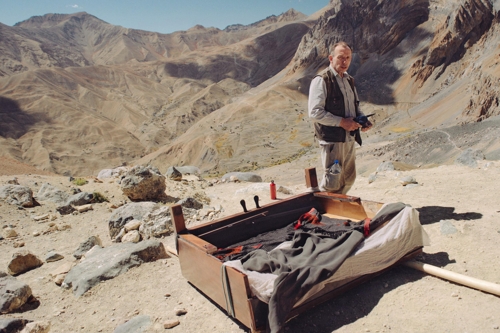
[213,209,350,262]
[212,203,407,262]
[241,229,364,333]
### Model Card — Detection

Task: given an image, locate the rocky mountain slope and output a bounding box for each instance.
[1,0,499,177]
[0,9,314,175]
[138,0,500,175]
[1,10,308,75]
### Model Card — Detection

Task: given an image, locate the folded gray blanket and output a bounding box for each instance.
[242,229,364,333]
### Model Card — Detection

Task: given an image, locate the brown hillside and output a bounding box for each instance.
[0,10,315,175]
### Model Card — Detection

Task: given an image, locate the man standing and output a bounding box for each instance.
[308,42,372,194]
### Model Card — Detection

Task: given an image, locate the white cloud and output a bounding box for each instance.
[67,4,82,9]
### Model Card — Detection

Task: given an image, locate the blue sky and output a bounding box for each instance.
[0,0,328,34]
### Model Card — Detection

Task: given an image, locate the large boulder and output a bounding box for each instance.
[7,251,43,276]
[0,272,33,314]
[120,166,166,201]
[0,185,34,207]
[0,318,31,332]
[108,202,158,240]
[36,183,69,205]
[62,240,168,296]
[97,166,129,180]
[97,169,114,179]
[73,236,103,259]
[48,262,75,286]
[18,321,50,333]
[66,192,93,206]
[56,204,76,216]
[175,197,203,210]
[139,206,174,239]
[165,166,182,181]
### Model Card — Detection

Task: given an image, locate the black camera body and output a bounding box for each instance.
[350,113,374,136]
[353,113,375,128]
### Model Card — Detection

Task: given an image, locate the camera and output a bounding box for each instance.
[353,113,375,128]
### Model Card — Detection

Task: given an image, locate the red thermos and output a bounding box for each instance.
[270,180,277,200]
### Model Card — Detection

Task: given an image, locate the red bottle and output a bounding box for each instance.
[270,180,277,200]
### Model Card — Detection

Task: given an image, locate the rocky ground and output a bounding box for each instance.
[1,149,500,333]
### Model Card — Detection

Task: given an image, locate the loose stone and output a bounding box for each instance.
[163,319,180,329]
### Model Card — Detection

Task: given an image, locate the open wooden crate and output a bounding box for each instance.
[169,168,422,332]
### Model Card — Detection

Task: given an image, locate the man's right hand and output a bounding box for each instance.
[340,117,362,132]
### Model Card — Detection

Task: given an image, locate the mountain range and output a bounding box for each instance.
[1,0,499,176]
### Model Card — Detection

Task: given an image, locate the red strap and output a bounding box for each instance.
[363,218,371,237]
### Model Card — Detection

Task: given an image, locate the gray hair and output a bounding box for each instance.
[330,41,353,55]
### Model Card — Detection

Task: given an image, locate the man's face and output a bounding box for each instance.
[329,45,352,75]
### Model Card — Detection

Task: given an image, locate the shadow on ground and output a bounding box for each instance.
[281,251,454,333]
[417,251,456,267]
[416,206,483,225]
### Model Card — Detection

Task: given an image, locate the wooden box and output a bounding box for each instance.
[170,168,422,332]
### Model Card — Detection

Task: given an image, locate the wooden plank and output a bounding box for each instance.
[188,192,316,236]
[180,234,218,254]
[322,200,382,219]
[316,194,382,219]
[248,297,268,332]
[177,236,256,329]
[225,266,256,328]
[360,200,384,218]
[197,211,270,239]
[315,196,368,220]
[305,168,318,189]
[178,237,226,305]
[190,194,320,248]
[170,204,186,234]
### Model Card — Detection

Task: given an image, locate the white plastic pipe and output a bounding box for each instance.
[403,260,500,297]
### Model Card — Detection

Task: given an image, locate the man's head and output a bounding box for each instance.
[329,42,352,77]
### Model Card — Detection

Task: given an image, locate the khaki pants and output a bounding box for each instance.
[319,140,356,194]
